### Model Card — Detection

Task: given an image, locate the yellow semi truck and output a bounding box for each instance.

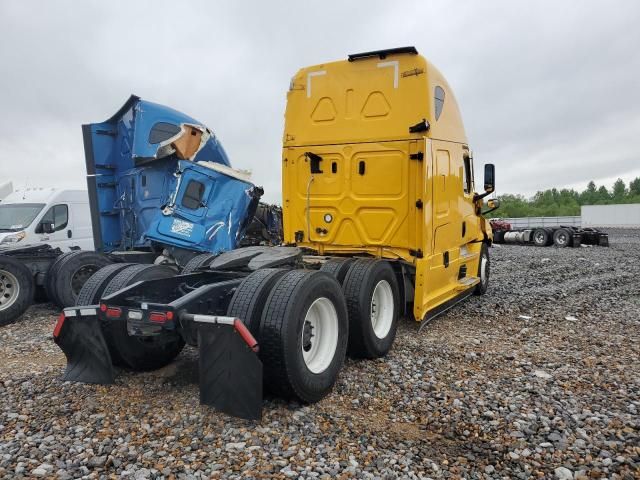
[55,47,498,419]
[283,46,497,328]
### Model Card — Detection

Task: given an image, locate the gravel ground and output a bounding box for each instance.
[1,229,638,479]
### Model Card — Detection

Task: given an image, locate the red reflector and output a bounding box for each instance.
[99,303,107,312]
[53,313,65,338]
[106,307,122,318]
[166,310,174,321]
[233,319,259,353]
[149,312,167,323]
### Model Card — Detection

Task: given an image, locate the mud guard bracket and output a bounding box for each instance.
[192,315,263,420]
[53,308,115,384]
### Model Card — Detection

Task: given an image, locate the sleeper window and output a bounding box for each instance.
[434,86,445,121]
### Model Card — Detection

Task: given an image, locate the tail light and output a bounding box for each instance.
[149,311,168,323]
[105,307,122,319]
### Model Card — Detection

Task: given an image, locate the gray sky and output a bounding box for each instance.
[1,1,639,203]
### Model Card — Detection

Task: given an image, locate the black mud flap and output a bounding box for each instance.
[53,307,115,384]
[193,315,263,420]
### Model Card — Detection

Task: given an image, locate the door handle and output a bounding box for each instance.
[443,251,449,268]
[67,229,72,239]
[462,221,466,237]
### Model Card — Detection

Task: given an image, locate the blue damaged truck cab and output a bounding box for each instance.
[82,95,261,257]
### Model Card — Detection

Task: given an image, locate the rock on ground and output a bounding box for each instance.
[0,229,639,478]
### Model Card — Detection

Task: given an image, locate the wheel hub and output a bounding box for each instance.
[71,265,99,296]
[302,321,315,352]
[301,297,339,374]
[370,280,394,339]
[0,269,20,312]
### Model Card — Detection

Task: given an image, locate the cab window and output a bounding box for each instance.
[182,180,205,210]
[462,155,473,194]
[36,204,68,233]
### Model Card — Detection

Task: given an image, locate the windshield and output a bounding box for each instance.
[0,203,45,231]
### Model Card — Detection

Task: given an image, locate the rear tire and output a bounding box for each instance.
[52,252,113,307]
[181,253,217,274]
[101,264,184,371]
[343,259,400,359]
[532,228,549,247]
[226,268,287,335]
[259,270,348,402]
[553,228,571,248]
[474,244,490,295]
[45,251,81,305]
[75,263,134,306]
[0,256,35,326]
[320,258,355,285]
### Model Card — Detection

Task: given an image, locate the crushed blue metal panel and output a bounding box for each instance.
[83,95,258,254]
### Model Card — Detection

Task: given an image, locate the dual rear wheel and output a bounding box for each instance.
[227,258,400,403]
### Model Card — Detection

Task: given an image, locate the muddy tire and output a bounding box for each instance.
[226,268,287,336]
[474,243,490,296]
[181,253,217,274]
[259,270,348,402]
[75,263,134,306]
[343,259,400,359]
[0,256,35,326]
[101,264,183,371]
[51,252,113,308]
[320,258,355,285]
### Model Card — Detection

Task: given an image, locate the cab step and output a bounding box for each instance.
[456,276,480,290]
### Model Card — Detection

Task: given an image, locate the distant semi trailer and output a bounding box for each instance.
[490,220,608,248]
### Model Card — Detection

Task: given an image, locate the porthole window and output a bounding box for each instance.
[434,86,445,121]
[148,122,181,144]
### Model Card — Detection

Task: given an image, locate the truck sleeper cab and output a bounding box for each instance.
[54,47,497,420]
[282,46,496,322]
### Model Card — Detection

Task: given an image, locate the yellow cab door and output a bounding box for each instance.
[423,139,465,309]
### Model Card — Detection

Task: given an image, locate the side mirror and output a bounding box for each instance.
[42,222,55,234]
[484,164,495,193]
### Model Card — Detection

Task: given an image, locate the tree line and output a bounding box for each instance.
[488,177,640,218]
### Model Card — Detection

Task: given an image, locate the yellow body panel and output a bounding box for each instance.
[282,50,490,321]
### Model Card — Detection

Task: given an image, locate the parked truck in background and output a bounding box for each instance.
[489,219,608,247]
[54,47,499,420]
[0,99,282,327]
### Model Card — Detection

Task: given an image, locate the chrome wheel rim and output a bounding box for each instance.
[556,233,567,245]
[371,280,394,339]
[480,255,488,286]
[0,269,20,312]
[301,297,339,374]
